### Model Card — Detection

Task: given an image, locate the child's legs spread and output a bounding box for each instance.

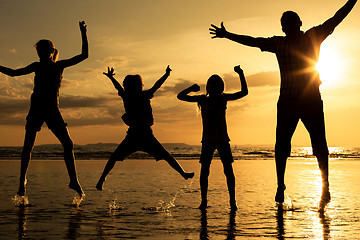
[18,129,38,195]
[46,107,77,179]
[141,133,188,176]
[22,102,44,167]
[18,105,44,195]
[98,134,138,183]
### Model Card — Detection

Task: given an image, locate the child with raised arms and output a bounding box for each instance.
[0,21,88,197]
[96,66,194,191]
[177,65,248,210]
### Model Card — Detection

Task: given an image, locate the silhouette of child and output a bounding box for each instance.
[96,66,194,191]
[0,21,88,197]
[177,65,248,210]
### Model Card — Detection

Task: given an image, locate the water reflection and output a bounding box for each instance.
[66,208,83,240]
[276,205,331,240]
[318,210,331,240]
[17,206,29,240]
[200,209,209,240]
[276,206,285,240]
[200,209,237,240]
[226,210,236,240]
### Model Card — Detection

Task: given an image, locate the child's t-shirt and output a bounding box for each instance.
[31,61,64,105]
[198,94,230,144]
[120,90,155,128]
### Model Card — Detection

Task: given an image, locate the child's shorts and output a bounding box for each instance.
[110,127,172,161]
[25,102,67,132]
[200,142,234,164]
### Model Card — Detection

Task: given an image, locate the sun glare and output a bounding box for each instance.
[316,43,344,87]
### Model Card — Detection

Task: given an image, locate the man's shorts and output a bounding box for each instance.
[275,97,329,158]
[110,127,172,161]
[25,102,67,132]
[200,142,234,164]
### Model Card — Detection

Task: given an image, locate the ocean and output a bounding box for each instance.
[0,144,360,239]
[1,143,360,160]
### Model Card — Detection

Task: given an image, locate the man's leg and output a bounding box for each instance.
[302,99,330,205]
[275,99,299,203]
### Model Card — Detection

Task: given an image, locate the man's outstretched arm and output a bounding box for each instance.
[323,0,357,30]
[209,22,260,48]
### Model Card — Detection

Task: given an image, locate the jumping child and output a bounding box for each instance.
[0,21,88,197]
[96,66,194,190]
[177,65,248,210]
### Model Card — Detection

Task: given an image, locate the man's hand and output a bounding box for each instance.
[209,22,227,38]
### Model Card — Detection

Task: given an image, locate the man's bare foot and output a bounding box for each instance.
[69,180,84,197]
[183,172,195,180]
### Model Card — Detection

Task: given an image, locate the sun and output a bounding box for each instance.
[316,42,344,87]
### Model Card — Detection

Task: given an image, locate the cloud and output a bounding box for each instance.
[0,93,125,126]
[0,75,33,99]
[59,94,113,108]
[0,71,278,128]
[223,71,280,90]
[158,78,205,96]
[156,71,280,97]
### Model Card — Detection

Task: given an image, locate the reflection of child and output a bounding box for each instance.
[177,65,248,210]
[96,66,194,191]
[0,21,88,197]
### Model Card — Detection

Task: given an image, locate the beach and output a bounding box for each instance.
[0,157,359,239]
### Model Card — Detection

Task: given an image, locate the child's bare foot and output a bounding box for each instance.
[230,200,238,211]
[198,201,207,210]
[96,179,104,191]
[183,172,195,180]
[275,185,286,203]
[17,178,27,196]
[319,182,331,209]
[69,180,84,197]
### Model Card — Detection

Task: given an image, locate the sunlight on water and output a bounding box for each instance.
[2,160,360,239]
[12,194,30,207]
[71,194,85,207]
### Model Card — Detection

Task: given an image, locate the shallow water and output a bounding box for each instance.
[0,159,359,239]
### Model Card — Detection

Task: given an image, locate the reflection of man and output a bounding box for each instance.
[210,0,357,204]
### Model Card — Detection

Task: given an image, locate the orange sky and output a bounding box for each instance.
[0,0,359,147]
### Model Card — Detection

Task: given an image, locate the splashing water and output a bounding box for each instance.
[277,193,296,211]
[143,178,195,213]
[109,195,124,211]
[72,194,85,207]
[12,194,30,207]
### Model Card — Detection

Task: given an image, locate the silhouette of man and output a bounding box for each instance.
[210,0,357,204]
